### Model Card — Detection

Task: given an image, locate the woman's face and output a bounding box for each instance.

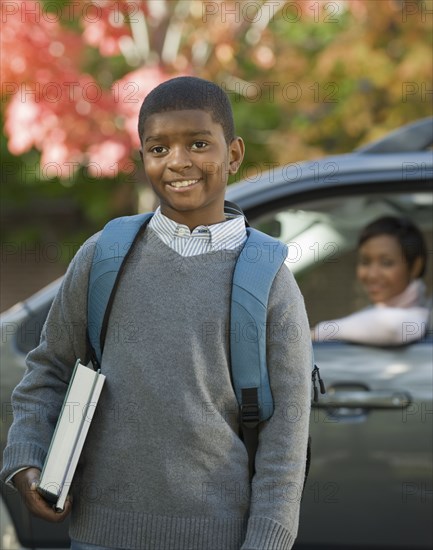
[356,234,413,304]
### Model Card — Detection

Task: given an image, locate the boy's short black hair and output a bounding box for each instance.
[358,216,427,277]
[137,76,235,145]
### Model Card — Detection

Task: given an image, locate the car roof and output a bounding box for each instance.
[355,116,433,153]
[226,117,433,212]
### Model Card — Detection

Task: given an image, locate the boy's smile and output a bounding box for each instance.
[140,109,244,229]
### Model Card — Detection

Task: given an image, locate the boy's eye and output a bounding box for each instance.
[191,141,208,150]
[149,146,167,154]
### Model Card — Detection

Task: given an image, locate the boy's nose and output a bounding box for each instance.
[167,147,193,171]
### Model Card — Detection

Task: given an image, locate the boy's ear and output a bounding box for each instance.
[228,137,245,175]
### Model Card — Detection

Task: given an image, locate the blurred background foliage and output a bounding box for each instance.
[1,0,432,276]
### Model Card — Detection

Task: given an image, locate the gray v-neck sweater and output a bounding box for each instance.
[2,228,312,550]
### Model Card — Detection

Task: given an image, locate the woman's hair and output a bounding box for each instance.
[358,216,427,277]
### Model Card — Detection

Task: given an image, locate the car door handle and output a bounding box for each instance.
[314,389,412,409]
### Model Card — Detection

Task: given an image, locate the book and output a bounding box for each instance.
[37,359,106,511]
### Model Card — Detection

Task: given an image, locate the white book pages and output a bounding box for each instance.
[37,360,106,510]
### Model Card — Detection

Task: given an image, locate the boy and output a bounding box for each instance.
[1,77,312,550]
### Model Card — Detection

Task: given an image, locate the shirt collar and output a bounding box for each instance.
[148,206,247,251]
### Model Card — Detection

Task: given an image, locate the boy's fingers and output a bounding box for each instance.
[26,487,71,522]
[15,470,43,501]
[61,495,73,516]
[14,468,71,522]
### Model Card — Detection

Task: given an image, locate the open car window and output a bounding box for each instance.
[252,191,433,338]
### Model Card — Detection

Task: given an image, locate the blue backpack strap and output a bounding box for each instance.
[230,227,288,478]
[87,213,153,367]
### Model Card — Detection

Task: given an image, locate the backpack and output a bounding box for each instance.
[86,202,325,485]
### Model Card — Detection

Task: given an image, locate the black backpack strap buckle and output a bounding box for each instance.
[240,387,260,428]
[240,402,260,429]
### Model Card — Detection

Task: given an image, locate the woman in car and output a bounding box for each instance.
[311,216,430,345]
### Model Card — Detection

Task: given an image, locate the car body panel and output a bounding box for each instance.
[299,341,433,548]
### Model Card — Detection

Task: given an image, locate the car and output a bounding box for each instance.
[1,117,432,550]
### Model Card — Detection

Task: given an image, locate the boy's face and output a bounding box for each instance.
[140,109,244,229]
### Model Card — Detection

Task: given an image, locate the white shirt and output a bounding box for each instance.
[148,207,247,256]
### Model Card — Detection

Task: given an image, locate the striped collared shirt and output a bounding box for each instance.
[148,207,247,257]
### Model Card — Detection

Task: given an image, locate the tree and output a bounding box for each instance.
[2,0,431,180]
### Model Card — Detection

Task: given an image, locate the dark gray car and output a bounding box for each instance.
[1,118,432,549]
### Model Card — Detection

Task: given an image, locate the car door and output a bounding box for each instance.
[245,186,433,549]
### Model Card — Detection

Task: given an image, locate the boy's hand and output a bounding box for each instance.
[13,468,72,522]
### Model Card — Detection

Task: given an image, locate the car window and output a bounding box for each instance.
[252,192,433,331]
